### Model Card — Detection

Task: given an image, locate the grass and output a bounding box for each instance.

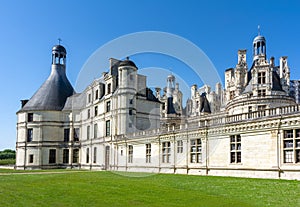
[0,158,15,165]
[0,170,299,207]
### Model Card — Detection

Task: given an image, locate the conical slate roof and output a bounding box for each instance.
[20,65,74,111]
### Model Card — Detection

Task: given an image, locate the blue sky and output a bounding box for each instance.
[1,0,300,150]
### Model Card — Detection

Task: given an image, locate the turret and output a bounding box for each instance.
[253,33,266,61]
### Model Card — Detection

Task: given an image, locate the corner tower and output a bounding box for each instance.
[16,44,74,170]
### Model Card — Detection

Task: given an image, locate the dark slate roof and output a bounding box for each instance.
[253,35,266,43]
[52,45,66,54]
[146,88,159,102]
[62,92,86,111]
[272,71,283,91]
[20,66,74,111]
[200,93,211,113]
[119,60,137,68]
[167,97,177,114]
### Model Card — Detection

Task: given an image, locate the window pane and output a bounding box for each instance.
[284,151,293,163]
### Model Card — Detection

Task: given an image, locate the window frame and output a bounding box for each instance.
[128,145,133,163]
[190,139,202,163]
[162,141,171,163]
[258,72,266,84]
[49,149,56,164]
[63,149,69,164]
[177,140,183,153]
[27,128,33,142]
[230,135,241,164]
[64,128,70,142]
[29,154,34,163]
[283,129,300,163]
[73,128,80,142]
[27,113,33,122]
[106,120,111,137]
[146,144,151,163]
[106,101,111,112]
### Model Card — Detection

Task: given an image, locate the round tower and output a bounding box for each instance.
[16,43,74,170]
[117,58,138,134]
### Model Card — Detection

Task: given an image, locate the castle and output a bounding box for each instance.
[16,33,300,180]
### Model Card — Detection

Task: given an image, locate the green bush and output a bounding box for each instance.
[0,149,16,160]
[0,158,15,165]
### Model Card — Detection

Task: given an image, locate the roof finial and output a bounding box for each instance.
[58,38,62,45]
[258,25,261,36]
[126,56,129,60]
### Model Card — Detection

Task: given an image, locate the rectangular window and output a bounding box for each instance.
[87,109,91,119]
[190,139,202,163]
[27,113,33,122]
[49,149,56,164]
[248,106,252,119]
[129,99,133,104]
[93,147,97,163]
[129,109,133,115]
[87,126,90,140]
[88,94,91,103]
[146,144,151,163]
[94,106,98,116]
[27,128,33,142]
[258,89,266,97]
[128,145,133,163]
[73,149,79,163]
[177,140,183,153]
[230,135,241,163]
[74,128,80,141]
[107,83,111,94]
[283,129,300,163]
[63,149,69,164]
[258,72,266,84]
[64,128,70,142]
[29,154,34,163]
[258,105,266,117]
[106,101,111,112]
[106,120,110,136]
[296,150,300,163]
[284,130,293,138]
[86,148,89,163]
[94,123,98,138]
[95,89,99,100]
[230,91,235,100]
[162,142,171,163]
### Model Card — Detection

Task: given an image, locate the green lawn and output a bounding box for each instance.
[0,171,299,207]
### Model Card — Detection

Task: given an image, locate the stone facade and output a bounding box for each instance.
[16,34,300,180]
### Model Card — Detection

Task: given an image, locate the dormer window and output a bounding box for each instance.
[107,83,111,94]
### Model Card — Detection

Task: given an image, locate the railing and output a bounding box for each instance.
[120,104,300,139]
